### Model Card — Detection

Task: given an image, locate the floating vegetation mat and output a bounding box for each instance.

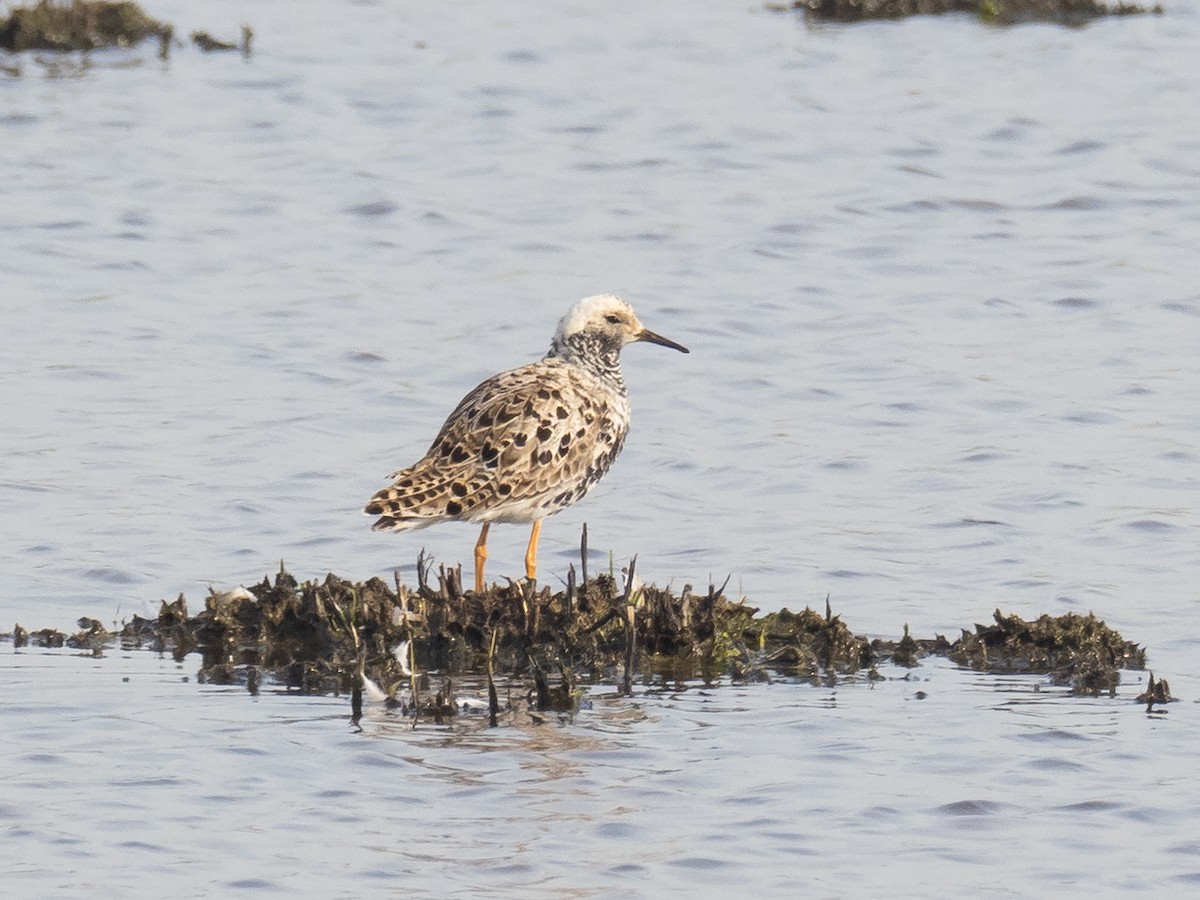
[6,554,1170,720]
[774,0,1163,26]
[0,0,249,56]
[0,0,169,51]
[0,0,1165,56]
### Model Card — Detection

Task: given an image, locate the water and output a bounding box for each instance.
[4,1,1200,895]
[6,652,1197,897]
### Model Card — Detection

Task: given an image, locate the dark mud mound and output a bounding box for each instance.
[9,562,1163,713]
[949,609,1146,696]
[780,0,1162,25]
[0,0,169,51]
[108,564,803,696]
[0,1,250,58]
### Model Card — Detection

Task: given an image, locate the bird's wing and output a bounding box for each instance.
[365,360,622,529]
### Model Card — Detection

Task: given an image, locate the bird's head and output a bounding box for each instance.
[550,294,689,360]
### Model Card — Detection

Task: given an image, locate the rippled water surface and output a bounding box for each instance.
[4,1,1200,895]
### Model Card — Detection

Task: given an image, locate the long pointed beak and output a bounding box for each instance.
[637,327,689,354]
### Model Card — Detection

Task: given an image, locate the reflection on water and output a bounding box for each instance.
[4,0,1200,894]
[5,649,1197,896]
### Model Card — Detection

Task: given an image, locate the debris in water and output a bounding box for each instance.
[773,0,1163,26]
[0,0,169,51]
[191,25,252,57]
[947,609,1145,697]
[0,1,250,59]
[1135,672,1172,711]
[5,554,1156,713]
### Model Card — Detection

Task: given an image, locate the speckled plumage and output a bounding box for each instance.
[364,294,688,588]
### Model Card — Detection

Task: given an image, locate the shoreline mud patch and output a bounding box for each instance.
[775,0,1163,26]
[6,559,1164,718]
[0,0,169,51]
[0,1,250,59]
[948,608,1146,695]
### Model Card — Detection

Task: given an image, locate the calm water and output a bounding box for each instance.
[4,0,1200,895]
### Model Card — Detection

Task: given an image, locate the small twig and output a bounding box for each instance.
[486,627,500,727]
[530,581,542,640]
[416,549,430,595]
[622,555,639,606]
[583,608,620,635]
[408,639,418,706]
[566,564,576,620]
[329,586,365,726]
[351,641,365,728]
[520,579,533,645]
[711,573,732,600]
[620,555,638,696]
[580,522,589,587]
[392,573,420,711]
[444,564,462,600]
[157,24,173,61]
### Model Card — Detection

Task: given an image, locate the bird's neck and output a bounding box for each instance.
[547,334,626,390]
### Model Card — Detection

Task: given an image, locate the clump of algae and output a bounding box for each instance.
[778,0,1162,26]
[0,1,170,51]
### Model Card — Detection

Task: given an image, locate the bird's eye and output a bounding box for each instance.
[605,314,621,324]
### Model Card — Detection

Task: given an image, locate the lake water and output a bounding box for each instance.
[4,1,1200,896]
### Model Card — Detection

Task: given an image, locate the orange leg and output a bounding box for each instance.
[524,520,542,583]
[474,523,490,593]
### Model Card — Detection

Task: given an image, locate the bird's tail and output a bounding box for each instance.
[363,464,473,531]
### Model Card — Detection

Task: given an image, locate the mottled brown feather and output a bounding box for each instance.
[364,293,687,537]
[366,359,628,530]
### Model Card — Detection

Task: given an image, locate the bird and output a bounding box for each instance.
[364,293,689,593]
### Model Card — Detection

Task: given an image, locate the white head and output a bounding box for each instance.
[550,293,689,360]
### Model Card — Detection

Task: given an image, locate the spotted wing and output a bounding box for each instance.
[364,359,627,530]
